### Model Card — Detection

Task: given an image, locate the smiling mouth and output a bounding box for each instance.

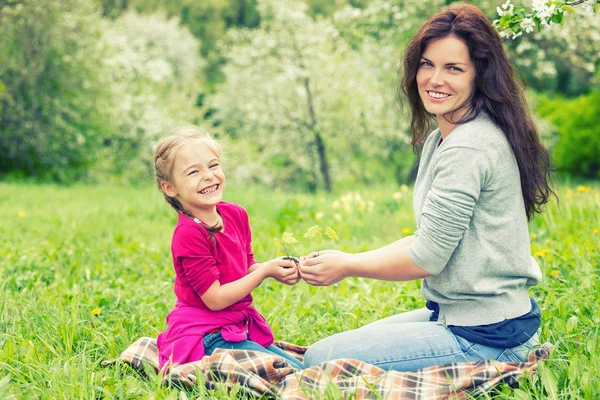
[199,184,219,194]
[427,90,451,99]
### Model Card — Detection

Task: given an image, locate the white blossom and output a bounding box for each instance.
[532,0,549,13]
[520,17,536,33]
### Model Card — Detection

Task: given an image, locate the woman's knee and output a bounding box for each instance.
[304,338,335,367]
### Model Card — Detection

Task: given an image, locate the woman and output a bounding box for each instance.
[299,3,554,372]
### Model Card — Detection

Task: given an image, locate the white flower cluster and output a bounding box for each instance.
[496,0,599,39]
[534,0,556,21]
[520,17,536,33]
[496,0,514,16]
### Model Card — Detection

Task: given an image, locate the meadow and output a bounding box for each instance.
[0,181,599,399]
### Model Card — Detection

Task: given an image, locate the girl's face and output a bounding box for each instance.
[416,35,476,133]
[162,138,225,220]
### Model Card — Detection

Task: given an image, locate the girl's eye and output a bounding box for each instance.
[188,170,198,176]
[209,163,220,169]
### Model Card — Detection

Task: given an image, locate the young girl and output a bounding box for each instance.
[154,126,303,370]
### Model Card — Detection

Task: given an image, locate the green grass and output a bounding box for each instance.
[0,182,599,399]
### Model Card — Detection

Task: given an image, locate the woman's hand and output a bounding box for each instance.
[262,257,300,285]
[299,250,350,286]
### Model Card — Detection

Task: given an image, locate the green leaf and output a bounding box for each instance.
[499,14,512,26]
[538,362,558,400]
[551,12,564,24]
[513,388,530,400]
[561,5,575,13]
[282,232,298,244]
[324,227,339,241]
[303,225,321,239]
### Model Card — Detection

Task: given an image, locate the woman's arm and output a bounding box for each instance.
[299,235,431,286]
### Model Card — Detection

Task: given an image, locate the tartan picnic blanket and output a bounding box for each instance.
[102,337,553,399]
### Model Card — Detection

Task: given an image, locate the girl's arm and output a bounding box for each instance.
[201,257,297,311]
[299,235,431,286]
[248,261,300,285]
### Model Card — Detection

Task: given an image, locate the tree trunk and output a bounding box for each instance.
[302,76,332,192]
[313,131,332,192]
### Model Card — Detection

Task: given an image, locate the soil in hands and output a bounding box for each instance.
[282,256,299,266]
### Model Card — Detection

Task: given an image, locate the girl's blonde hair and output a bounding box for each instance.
[154,126,224,232]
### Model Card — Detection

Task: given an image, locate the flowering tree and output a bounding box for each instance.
[0,2,204,181]
[494,0,600,38]
[210,0,411,192]
[98,11,204,179]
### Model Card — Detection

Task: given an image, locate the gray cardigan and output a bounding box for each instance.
[408,112,542,327]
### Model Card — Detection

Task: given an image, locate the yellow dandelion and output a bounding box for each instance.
[577,185,591,193]
[18,211,26,218]
[315,212,324,221]
[402,227,412,235]
[549,270,560,279]
[401,184,409,192]
[534,248,550,258]
[593,228,599,235]
[530,233,537,240]
[91,308,101,316]
[392,192,402,201]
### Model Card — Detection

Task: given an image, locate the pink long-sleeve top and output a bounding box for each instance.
[157,202,274,369]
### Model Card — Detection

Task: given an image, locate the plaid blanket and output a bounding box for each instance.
[103,337,553,399]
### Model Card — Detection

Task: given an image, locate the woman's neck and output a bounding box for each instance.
[436,106,471,138]
[437,117,456,139]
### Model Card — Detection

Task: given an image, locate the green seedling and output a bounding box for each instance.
[303,225,339,256]
[274,232,299,265]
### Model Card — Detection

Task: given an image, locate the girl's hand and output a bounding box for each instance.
[299,250,349,286]
[263,257,300,285]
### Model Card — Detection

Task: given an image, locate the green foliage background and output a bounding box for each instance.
[1,0,599,186]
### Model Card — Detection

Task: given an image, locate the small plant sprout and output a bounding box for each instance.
[303,225,339,256]
[274,232,299,264]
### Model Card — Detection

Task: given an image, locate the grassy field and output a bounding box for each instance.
[0,181,599,399]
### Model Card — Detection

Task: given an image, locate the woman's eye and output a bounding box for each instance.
[419,61,432,67]
[449,66,463,72]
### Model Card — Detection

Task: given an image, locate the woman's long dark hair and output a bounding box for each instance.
[400,3,555,220]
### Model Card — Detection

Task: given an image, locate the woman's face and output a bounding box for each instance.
[416,35,476,123]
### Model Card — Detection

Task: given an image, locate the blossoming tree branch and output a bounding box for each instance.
[494,0,600,38]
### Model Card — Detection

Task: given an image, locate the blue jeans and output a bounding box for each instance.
[203,332,304,370]
[304,308,539,372]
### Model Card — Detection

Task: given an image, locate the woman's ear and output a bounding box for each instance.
[160,180,177,197]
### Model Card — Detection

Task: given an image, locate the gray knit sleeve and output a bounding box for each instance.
[408,145,490,275]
